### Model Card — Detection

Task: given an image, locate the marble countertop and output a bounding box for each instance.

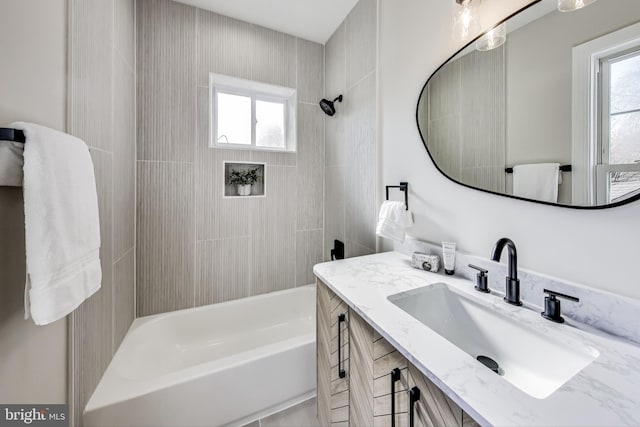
[313,252,640,427]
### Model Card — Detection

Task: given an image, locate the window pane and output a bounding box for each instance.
[217,92,251,145]
[256,100,285,148]
[609,111,640,164]
[610,53,640,114]
[609,171,640,202]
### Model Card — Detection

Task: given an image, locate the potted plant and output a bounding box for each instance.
[227,167,260,196]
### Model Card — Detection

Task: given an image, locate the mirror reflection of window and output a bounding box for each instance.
[597,48,640,204]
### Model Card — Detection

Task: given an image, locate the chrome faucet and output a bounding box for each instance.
[491,238,522,306]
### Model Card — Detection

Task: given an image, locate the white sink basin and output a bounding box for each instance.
[388,283,599,399]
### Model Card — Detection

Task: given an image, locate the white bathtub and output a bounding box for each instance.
[84,285,316,427]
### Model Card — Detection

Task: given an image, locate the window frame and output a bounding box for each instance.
[596,47,640,204]
[209,73,297,152]
[572,21,640,206]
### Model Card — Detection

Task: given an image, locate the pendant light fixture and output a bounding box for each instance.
[452,0,480,43]
[557,0,597,12]
[476,23,507,51]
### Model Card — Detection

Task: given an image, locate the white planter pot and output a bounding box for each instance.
[237,184,252,196]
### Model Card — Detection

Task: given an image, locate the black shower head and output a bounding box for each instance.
[319,95,343,116]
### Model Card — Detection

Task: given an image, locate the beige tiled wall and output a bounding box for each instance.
[68,0,137,424]
[324,0,379,260]
[136,0,325,316]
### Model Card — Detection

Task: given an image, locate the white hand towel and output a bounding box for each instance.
[0,141,24,186]
[513,163,560,203]
[376,201,414,243]
[13,122,102,325]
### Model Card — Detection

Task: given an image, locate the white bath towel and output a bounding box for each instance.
[376,201,414,243]
[13,122,102,325]
[0,141,24,186]
[513,163,560,203]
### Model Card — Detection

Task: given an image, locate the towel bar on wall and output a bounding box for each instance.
[0,128,25,143]
[385,182,409,210]
[505,165,572,173]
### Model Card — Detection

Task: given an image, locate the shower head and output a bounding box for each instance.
[319,95,343,116]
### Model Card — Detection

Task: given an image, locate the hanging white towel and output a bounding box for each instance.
[513,163,560,203]
[376,201,414,243]
[13,122,102,325]
[0,141,24,186]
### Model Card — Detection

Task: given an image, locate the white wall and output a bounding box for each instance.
[379,0,640,300]
[0,0,67,403]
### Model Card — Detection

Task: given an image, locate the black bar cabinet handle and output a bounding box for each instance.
[390,368,401,427]
[409,386,421,427]
[337,313,346,379]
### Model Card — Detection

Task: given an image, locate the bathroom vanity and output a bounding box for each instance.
[314,252,640,427]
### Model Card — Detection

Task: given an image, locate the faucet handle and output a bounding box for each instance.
[541,289,579,323]
[468,264,490,293]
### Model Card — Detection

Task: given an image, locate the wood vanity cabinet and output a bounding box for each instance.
[317,280,480,427]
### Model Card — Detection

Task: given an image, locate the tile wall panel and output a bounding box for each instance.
[297,39,325,104]
[114,54,137,258]
[346,241,375,259]
[460,46,505,193]
[250,166,297,296]
[137,0,196,162]
[426,45,505,194]
[71,150,114,426]
[196,237,252,305]
[325,23,347,98]
[197,10,253,85]
[68,0,114,151]
[137,161,194,316]
[296,230,324,286]
[69,0,136,424]
[428,115,461,182]
[251,26,297,87]
[113,249,135,349]
[346,0,377,88]
[345,73,377,251]
[115,0,135,67]
[325,0,378,260]
[324,166,346,261]
[297,103,325,231]
[427,60,461,121]
[250,149,297,167]
[325,111,345,168]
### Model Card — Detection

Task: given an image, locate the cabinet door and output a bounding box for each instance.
[317,280,350,427]
[348,309,375,426]
[407,364,480,427]
[372,332,409,427]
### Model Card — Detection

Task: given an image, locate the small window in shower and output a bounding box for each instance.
[210,73,296,152]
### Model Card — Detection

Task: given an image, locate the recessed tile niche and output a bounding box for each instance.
[223,162,266,198]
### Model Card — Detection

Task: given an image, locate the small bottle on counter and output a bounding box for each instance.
[411,252,441,272]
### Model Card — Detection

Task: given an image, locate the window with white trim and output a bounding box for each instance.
[209,73,296,152]
[596,46,640,204]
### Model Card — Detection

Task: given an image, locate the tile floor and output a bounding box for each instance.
[242,397,320,427]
